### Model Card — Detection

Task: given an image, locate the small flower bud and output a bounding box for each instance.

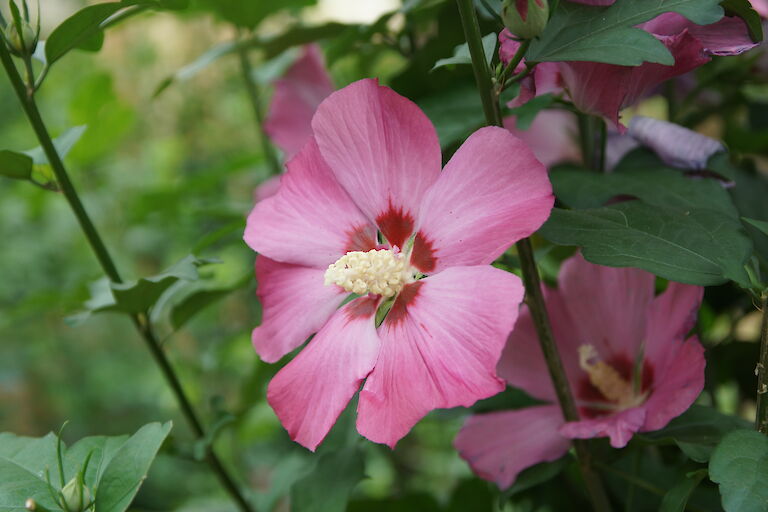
[3,19,38,57]
[25,498,36,511]
[501,0,549,40]
[60,478,91,512]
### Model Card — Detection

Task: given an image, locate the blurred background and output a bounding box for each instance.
[1,0,767,510]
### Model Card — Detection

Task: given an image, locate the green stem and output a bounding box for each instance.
[498,39,531,91]
[0,42,255,512]
[236,31,283,177]
[578,113,598,171]
[755,294,768,433]
[454,1,612,510]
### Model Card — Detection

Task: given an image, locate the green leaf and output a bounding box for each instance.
[64,435,129,489]
[506,94,555,131]
[45,2,128,65]
[0,150,33,180]
[707,151,739,181]
[23,125,87,165]
[502,456,571,496]
[153,41,236,97]
[709,429,768,512]
[551,166,740,219]
[197,0,316,29]
[640,405,750,462]
[418,85,485,147]
[743,217,768,237]
[432,32,496,70]
[527,0,724,65]
[170,274,249,330]
[94,422,172,512]
[290,445,366,512]
[539,203,753,286]
[721,0,764,43]
[659,469,708,512]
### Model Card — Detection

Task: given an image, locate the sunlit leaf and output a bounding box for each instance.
[432,33,497,70]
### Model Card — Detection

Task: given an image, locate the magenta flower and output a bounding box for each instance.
[455,253,705,488]
[499,14,756,130]
[244,79,554,450]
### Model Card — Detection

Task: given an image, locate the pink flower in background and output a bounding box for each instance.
[244,79,554,451]
[455,253,705,489]
[503,109,580,168]
[499,14,756,130]
[255,45,335,201]
[751,0,768,18]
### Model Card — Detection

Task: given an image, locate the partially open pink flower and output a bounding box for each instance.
[455,253,705,489]
[244,79,554,451]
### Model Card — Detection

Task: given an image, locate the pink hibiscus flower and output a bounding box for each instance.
[503,109,581,168]
[499,13,756,130]
[244,79,554,451]
[455,253,705,489]
[255,44,335,202]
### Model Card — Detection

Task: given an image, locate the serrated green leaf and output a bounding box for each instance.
[527,0,724,65]
[551,166,740,219]
[659,469,708,512]
[290,445,366,512]
[94,422,172,512]
[722,0,763,43]
[539,202,753,286]
[709,429,768,512]
[0,150,33,180]
[640,405,750,462]
[432,32,496,70]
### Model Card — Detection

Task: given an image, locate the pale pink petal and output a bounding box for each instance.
[244,138,377,268]
[264,45,334,158]
[312,79,442,248]
[251,256,346,363]
[642,13,758,56]
[751,0,768,18]
[357,266,524,447]
[411,127,553,273]
[558,253,655,358]
[645,282,704,370]
[559,407,646,448]
[267,296,380,451]
[253,175,281,202]
[455,406,570,489]
[498,286,584,402]
[559,31,708,130]
[503,109,580,168]
[628,116,724,170]
[642,336,706,431]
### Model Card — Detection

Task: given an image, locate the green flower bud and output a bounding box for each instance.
[60,478,91,512]
[502,0,549,40]
[3,19,38,57]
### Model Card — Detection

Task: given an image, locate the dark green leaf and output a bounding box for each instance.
[721,0,763,43]
[94,422,172,512]
[260,22,351,60]
[432,32,496,70]
[45,3,128,65]
[197,0,316,29]
[506,94,555,130]
[0,150,32,180]
[527,0,723,65]
[659,469,708,512]
[540,203,753,286]
[707,151,739,181]
[170,274,249,330]
[418,85,485,147]
[446,478,494,512]
[743,217,768,237]
[640,405,750,462]
[290,445,366,512]
[503,455,571,496]
[551,167,740,219]
[709,429,768,512]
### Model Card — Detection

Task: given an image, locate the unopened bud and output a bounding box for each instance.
[61,478,91,512]
[4,19,38,57]
[25,498,36,511]
[502,0,549,40]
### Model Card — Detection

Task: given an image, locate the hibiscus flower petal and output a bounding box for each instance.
[357,266,524,447]
[645,281,704,369]
[412,127,553,273]
[244,137,377,268]
[312,79,442,248]
[267,296,381,451]
[251,256,346,363]
[504,109,580,168]
[559,407,646,448]
[627,116,724,170]
[642,336,706,431]
[264,45,334,158]
[253,175,281,202]
[455,405,570,489]
[642,13,757,56]
[559,253,655,359]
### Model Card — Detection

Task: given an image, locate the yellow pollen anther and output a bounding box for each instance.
[579,345,643,409]
[324,249,415,298]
